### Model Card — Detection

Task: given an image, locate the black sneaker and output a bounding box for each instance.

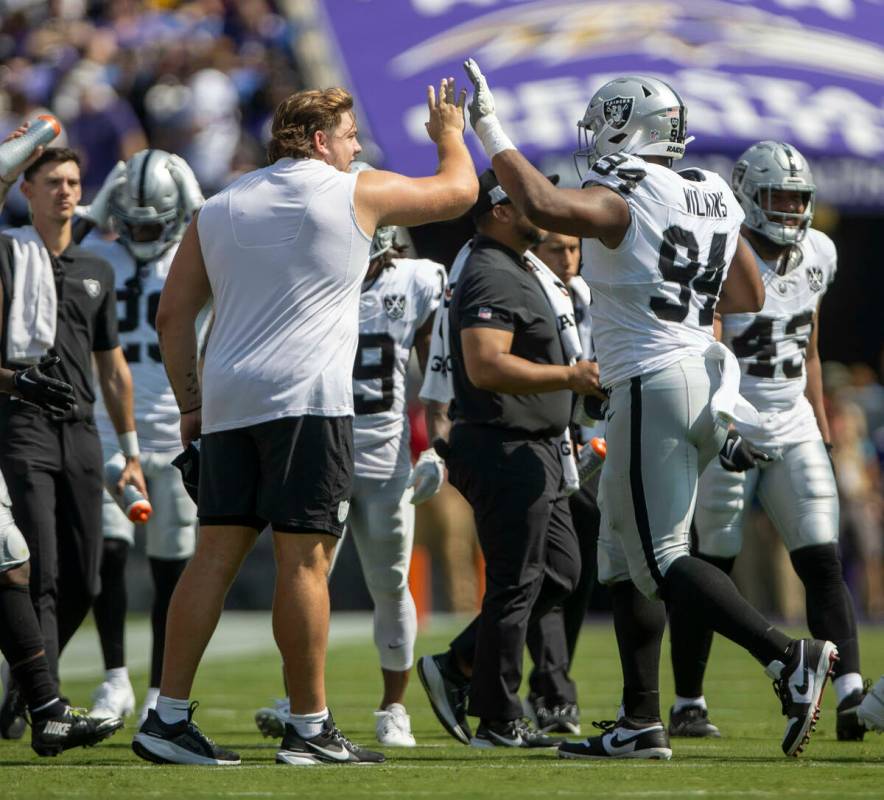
[417,652,472,745]
[0,674,26,740]
[836,685,869,742]
[132,702,241,765]
[527,696,581,735]
[276,714,385,765]
[767,639,838,757]
[668,704,721,738]
[31,706,123,756]
[470,718,563,749]
[558,719,672,760]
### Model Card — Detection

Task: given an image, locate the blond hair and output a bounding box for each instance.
[267,87,354,162]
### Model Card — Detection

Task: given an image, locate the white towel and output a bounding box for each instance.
[4,226,57,365]
[704,341,760,428]
[420,240,584,494]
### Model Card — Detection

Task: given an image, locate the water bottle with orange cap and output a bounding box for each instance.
[104,452,152,523]
[0,115,62,179]
[577,436,607,486]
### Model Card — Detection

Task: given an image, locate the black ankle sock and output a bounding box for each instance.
[93,539,129,670]
[664,556,791,666]
[0,584,59,712]
[149,557,188,688]
[29,698,67,722]
[610,580,665,721]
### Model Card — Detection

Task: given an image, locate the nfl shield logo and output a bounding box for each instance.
[603,96,635,130]
[806,267,824,292]
[83,278,101,298]
[383,294,406,320]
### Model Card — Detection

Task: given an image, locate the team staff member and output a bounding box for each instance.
[134,79,477,767]
[0,136,145,736]
[419,170,601,749]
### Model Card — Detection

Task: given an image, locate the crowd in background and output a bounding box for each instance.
[1,0,881,622]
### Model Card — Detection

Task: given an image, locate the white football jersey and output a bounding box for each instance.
[721,228,837,448]
[581,155,745,388]
[84,234,182,453]
[353,257,444,479]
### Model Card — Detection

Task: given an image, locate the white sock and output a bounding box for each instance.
[291,707,329,739]
[834,673,864,704]
[106,667,130,686]
[142,687,160,710]
[674,695,706,713]
[155,695,190,726]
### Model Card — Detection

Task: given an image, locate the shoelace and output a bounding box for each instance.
[771,677,792,714]
[183,701,222,750]
[331,725,359,752]
[591,719,618,734]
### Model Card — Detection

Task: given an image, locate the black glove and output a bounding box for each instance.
[719,429,772,472]
[13,355,75,414]
[171,441,200,503]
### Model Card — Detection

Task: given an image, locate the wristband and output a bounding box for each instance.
[474,115,515,159]
[118,430,140,458]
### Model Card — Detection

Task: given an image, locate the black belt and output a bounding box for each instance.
[450,421,559,443]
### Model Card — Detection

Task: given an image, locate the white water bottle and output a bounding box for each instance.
[577,437,607,485]
[0,116,61,178]
[104,451,152,523]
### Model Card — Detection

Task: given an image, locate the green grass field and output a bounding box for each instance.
[4,618,883,799]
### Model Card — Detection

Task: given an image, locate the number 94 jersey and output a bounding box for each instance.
[353,258,445,480]
[84,233,182,453]
[721,228,837,448]
[581,154,745,388]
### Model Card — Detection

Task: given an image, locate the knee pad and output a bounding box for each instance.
[789,543,843,589]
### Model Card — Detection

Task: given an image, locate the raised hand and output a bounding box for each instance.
[166,154,204,215]
[463,58,497,131]
[79,160,127,228]
[425,77,467,143]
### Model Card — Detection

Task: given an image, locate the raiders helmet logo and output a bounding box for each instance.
[83,278,101,298]
[603,96,634,130]
[806,266,824,292]
[383,294,407,320]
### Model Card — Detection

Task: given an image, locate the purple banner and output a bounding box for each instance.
[320,0,884,206]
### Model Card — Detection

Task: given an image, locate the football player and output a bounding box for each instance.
[255,164,446,747]
[461,60,837,759]
[78,150,204,725]
[667,142,867,741]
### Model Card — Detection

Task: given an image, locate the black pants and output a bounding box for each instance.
[446,425,581,722]
[0,403,104,683]
[526,477,601,704]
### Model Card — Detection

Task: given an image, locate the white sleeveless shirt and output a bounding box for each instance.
[197,158,372,434]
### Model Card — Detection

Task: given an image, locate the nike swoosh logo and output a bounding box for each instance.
[605,725,661,754]
[387,641,405,649]
[305,741,350,762]
[489,730,523,747]
[793,645,811,699]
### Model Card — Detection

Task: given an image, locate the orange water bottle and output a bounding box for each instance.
[104,452,152,523]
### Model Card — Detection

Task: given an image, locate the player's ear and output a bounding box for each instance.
[313,129,329,157]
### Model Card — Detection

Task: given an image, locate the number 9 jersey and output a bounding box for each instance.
[353,258,445,480]
[721,228,836,448]
[581,154,745,388]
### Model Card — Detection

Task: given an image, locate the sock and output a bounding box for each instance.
[664,556,792,666]
[834,673,865,704]
[149,557,188,688]
[106,666,130,686]
[29,696,67,722]
[142,686,160,712]
[291,707,329,739]
[673,694,706,713]
[610,580,666,723]
[156,695,190,725]
[93,538,129,670]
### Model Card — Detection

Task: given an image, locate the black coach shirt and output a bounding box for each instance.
[449,236,570,437]
[0,231,119,412]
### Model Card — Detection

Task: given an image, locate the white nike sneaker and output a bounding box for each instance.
[255,697,289,739]
[138,687,160,729]
[857,676,884,733]
[374,703,416,747]
[90,678,135,721]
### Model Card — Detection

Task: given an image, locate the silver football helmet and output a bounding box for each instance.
[110,149,192,262]
[732,141,815,246]
[575,75,690,176]
[350,161,396,260]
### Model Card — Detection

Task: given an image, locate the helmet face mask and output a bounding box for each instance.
[732,141,816,247]
[110,149,188,262]
[574,75,690,179]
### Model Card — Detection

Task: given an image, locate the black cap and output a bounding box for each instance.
[470,168,559,221]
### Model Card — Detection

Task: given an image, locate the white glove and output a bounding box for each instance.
[463,58,514,158]
[406,448,445,505]
[166,153,204,215]
[77,160,126,228]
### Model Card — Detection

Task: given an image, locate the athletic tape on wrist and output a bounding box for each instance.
[118,430,140,458]
[475,115,515,159]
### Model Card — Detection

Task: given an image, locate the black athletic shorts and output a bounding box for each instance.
[198,415,354,536]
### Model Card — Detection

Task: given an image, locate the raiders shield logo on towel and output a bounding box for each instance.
[603,96,634,130]
[384,294,406,320]
[83,278,101,298]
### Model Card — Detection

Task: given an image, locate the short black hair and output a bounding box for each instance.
[23,147,82,182]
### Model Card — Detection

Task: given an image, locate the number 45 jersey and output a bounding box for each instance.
[353,258,445,480]
[721,229,837,449]
[581,154,745,388]
[84,234,183,453]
